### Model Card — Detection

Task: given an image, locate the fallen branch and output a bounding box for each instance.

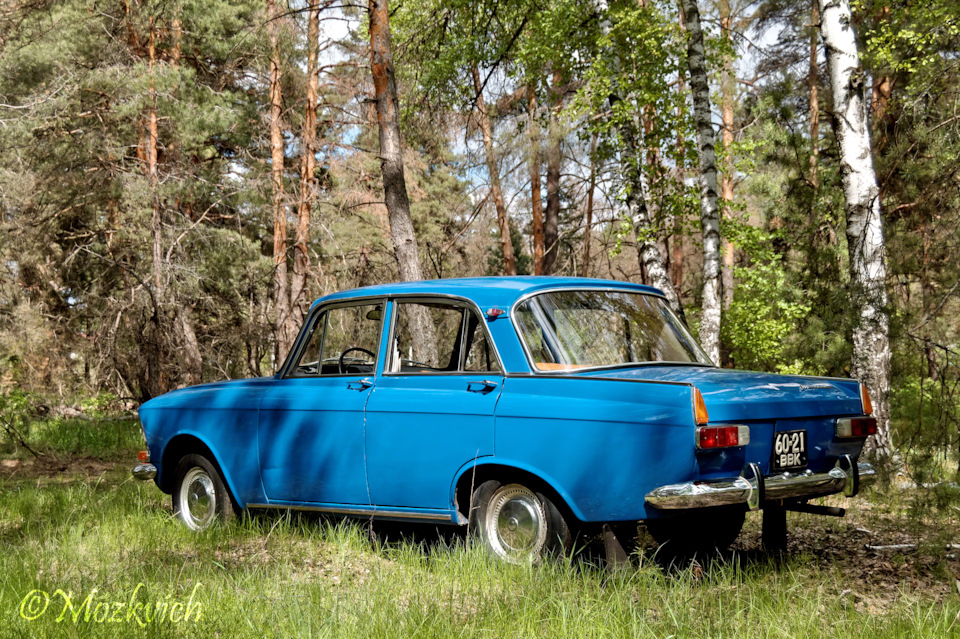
[0,418,43,459]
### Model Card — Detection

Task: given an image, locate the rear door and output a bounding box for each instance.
[363,299,503,510]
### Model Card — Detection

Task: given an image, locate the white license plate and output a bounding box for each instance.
[772,430,807,470]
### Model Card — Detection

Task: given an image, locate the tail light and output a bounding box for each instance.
[693,387,710,425]
[696,425,750,449]
[138,450,150,462]
[836,417,877,438]
[859,384,874,416]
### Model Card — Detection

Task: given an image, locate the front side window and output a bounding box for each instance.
[515,290,712,371]
[292,302,382,376]
[389,301,501,374]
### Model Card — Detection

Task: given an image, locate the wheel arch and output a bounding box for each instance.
[452,459,586,526]
[159,433,243,510]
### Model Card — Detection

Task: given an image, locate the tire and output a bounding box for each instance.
[172,454,236,531]
[469,480,571,564]
[645,507,745,553]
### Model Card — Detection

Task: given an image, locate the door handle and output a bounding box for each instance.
[347,378,373,391]
[467,380,498,393]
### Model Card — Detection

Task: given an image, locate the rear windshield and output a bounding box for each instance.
[514,290,713,371]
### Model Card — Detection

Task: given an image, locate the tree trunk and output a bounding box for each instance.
[543,70,563,275]
[719,0,735,311]
[472,65,516,275]
[672,4,686,294]
[268,0,293,361]
[681,0,722,363]
[819,0,892,458]
[292,0,320,329]
[582,132,598,278]
[809,0,820,188]
[370,0,423,282]
[526,83,545,275]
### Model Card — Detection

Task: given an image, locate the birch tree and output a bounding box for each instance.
[681,0,721,363]
[818,0,892,457]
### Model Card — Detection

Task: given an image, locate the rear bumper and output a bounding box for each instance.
[645,456,875,510]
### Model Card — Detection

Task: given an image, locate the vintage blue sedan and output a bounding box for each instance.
[133,277,876,562]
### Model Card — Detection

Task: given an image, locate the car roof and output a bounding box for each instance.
[311,276,666,311]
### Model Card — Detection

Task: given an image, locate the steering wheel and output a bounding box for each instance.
[338,347,377,374]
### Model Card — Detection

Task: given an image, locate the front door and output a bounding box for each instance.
[363,299,503,510]
[258,300,384,504]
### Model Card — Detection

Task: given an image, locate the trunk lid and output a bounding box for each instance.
[577,365,863,421]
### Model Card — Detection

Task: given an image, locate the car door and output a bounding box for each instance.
[258,300,385,504]
[363,298,503,510]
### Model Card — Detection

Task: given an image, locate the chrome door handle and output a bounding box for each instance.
[347,378,373,391]
[467,380,498,393]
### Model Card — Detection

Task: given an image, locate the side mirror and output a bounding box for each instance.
[366,308,382,321]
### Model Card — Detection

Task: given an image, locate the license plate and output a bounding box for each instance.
[772,430,807,470]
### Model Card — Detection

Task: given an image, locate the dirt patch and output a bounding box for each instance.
[0,455,123,480]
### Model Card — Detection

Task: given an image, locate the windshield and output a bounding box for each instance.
[514,290,713,371]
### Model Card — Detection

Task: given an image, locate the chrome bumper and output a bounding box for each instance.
[645,456,875,510]
[132,463,157,481]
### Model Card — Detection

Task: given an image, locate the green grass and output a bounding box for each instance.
[2,416,143,460]
[0,419,958,637]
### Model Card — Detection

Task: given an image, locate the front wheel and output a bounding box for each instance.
[470,481,571,564]
[173,454,236,531]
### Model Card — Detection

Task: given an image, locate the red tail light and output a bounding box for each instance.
[696,425,750,449]
[836,417,877,438]
[137,450,150,462]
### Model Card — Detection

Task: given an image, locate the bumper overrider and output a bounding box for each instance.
[132,463,157,481]
[645,455,875,510]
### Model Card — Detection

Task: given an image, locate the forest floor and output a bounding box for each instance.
[0,418,958,638]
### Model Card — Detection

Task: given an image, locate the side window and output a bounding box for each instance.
[389,302,501,374]
[292,303,382,376]
[463,313,501,372]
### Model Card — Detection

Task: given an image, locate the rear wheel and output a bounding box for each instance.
[645,508,745,553]
[173,454,236,531]
[470,481,571,564]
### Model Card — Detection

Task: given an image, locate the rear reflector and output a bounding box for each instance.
[693,388,710,425]
[836,417,877,438]
[137,450,150,462]
[860,384,874,416]
[696,425,750,449]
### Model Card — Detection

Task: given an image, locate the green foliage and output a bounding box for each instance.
[721,222,811,373]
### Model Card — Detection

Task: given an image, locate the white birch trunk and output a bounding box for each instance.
[681,0,722,365]
[819,0,892,457]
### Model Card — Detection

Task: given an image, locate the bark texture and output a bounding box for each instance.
[292,0,320,329]
[809,0,820,188]
[543,69,563,275]
[267,0,294,360]
[581,132,598,278]
[472,66,516,275]
[526,83,545,274]
[370,0,423,282]
[819,0,892,457]
[681,0,722,363]
[719,0,735,311]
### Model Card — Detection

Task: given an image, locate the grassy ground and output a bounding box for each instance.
[0,418,958,638]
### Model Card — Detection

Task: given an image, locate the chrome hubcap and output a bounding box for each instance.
[179,467,216,531]
[485,485,547,563]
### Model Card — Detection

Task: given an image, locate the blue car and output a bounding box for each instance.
[134,277,876,562]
